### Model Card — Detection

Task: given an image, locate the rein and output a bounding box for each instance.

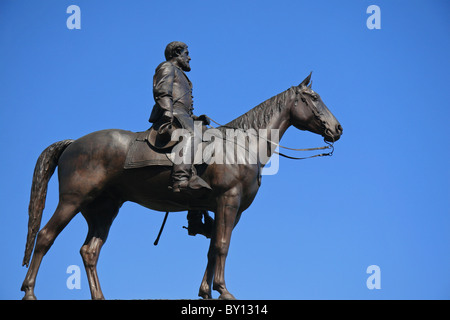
[275,140,334,160]
[205,116,334,160]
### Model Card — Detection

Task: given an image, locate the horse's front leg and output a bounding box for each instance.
[212,190,240,300]
[198,211,242,299]
[198,237,216,299]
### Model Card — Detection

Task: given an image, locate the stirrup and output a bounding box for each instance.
[172,180,189,193]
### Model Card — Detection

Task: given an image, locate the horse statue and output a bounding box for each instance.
[21,73,342,300]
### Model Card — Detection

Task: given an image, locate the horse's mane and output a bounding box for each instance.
[221,88,291,131]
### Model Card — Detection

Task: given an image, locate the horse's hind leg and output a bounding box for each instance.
[80,196,121,300]
[21,197,80,300]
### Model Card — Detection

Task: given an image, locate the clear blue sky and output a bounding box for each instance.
[1,0,449,299]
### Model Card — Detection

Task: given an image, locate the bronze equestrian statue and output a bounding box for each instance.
[21,43,342,299]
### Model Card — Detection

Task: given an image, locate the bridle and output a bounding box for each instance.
[279,86,335,160]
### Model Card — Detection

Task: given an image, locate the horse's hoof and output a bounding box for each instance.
[218,292,236,300]
[22,294,37,300]
[198,290,212,300]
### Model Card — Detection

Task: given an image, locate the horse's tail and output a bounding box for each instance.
[22,139,74,267]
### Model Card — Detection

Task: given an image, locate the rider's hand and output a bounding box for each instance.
[195,114,210,126]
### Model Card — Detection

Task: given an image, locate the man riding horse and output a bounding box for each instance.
[149,41,210,193]
[149,41,212,237]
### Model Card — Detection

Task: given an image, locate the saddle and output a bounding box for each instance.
[147,121,178,150]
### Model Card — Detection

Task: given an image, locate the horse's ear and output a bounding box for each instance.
[299,72,312,88]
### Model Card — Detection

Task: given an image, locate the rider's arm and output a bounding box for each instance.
[153,62,175,120]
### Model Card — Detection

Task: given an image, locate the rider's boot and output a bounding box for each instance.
[172,164,191,193]
[185,210,214,238]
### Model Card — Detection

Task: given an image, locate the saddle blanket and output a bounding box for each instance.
[123,129,258,169]
[124,131,173,169]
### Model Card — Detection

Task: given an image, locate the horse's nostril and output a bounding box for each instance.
[337,124,343,134]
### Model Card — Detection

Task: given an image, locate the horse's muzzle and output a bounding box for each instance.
[324,124,343,142]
